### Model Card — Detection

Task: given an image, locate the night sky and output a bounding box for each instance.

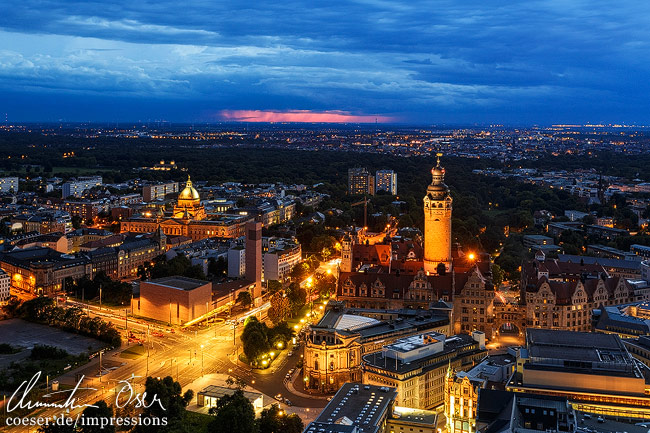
[1,1,649,124]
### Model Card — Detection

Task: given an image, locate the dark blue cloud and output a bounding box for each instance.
[0,0,649,123]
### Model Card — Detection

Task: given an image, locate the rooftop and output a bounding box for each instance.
[147,276,209,291]
[309,383,396,433]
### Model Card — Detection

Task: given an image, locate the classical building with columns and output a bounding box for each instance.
[121,176,251,241]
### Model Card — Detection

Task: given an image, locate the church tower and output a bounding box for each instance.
[423,153,452,274]
[340,233,353,273]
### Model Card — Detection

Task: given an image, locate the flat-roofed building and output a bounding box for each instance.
[196,385,263,411]
[62,176,102,198]
[143,182,179,202]
[506,328,650,418]
[304,383,397,433]
[362,332,487,410]
[133,276,212,325]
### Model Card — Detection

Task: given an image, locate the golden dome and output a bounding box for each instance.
[178,176,200,201]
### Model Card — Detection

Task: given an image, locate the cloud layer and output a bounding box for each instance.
[1,1,649,123]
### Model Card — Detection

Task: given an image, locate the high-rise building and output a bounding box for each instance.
[375,170,397,195]
[143,181,179,202]
[348,168,375,196]
[0,177,19,193]
[61,176,102,198]
[423,154,452,274]
[245,221,262,299]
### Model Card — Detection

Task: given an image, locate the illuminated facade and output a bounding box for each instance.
[303,306,450,394]
[122,176,251,241]
[423,154,452,274]
[506,329,650,419]
[445,372,484,433]
[362,332,486,410]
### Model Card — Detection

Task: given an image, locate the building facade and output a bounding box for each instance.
[303,305,450,394]
[348,168,375,196]
[143,182,179,202]
[362,332,487,410]
[375,170,397,195]
[62,176,102,198]
[0,177,19,193]
[133,276,212,325]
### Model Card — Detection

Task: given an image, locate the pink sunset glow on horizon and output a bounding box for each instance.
[217,109,396,123]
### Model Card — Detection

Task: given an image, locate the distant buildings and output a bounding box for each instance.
[142,181,179,202]
[348,168,375,196]
[61,176,102,198]
[0,177,19,193]
[375,170,397,195]
[121,177,251,241]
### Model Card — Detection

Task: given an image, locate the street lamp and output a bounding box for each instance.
[201,344,204,376]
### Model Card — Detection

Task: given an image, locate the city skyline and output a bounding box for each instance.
[2,1,650,124]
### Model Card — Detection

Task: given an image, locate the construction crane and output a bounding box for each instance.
[351,195,370,228]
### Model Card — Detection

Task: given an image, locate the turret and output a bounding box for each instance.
[423,153,453,274]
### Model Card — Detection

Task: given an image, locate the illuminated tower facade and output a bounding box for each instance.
[423,154,452,274]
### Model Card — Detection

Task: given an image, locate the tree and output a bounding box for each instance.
[285,283,307,315]
[236,291,252,309]
[258,404,304,433]
[241,317,271,363]
[492,263,505,287]
[268,292,291,324]
[136,376,193,433]
[266,280,283,294]
[208,256,227,277]
[208,390,256,433]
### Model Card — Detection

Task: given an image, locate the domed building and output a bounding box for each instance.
[121,175,249,242]
[173,176,206,220]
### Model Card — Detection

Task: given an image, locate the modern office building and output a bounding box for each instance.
[362,332,487,410]
[506,329,650,418]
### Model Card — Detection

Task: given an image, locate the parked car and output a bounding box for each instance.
[274,394,283,401]
[596,416,604,423]
[287,351,294,357]
[284,399,292,406]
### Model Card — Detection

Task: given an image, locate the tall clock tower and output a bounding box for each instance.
[423,153,453,274]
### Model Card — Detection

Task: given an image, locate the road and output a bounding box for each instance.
[3,300,328,432]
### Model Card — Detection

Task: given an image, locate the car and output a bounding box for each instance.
[596,416,604,423]
[583,414,591,419]
[274,394,282,401]
[287,351,294,357]
[285,373,291,379]
[288,368,294,375]
[284,399,292,406]
[326,396,333,401]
